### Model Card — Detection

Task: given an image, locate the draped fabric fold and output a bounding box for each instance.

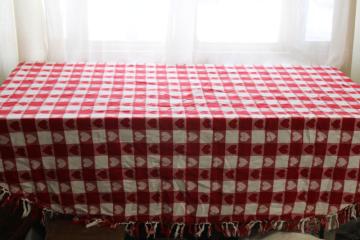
[0,0,357,81]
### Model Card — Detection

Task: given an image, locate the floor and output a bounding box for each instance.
[26,215,360,240]
[44,220,125,240]
[39,219,336,240]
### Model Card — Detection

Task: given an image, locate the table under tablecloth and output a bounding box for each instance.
[1,62,360,236]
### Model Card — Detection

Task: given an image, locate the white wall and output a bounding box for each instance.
[352,0,360,82]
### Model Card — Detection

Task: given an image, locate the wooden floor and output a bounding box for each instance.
[45,220,125,240]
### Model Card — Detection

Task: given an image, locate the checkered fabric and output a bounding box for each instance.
[1,62,360,225]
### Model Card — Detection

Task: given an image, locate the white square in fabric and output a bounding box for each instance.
[125,203,137,217]
[272,180,286,192]
[277,130,291,143]
[20,182,36,193]
[173,130,186,143]
[97,181,112,193]
[275,155,289,168]
[303,130,316,143]
[74,204,88,214]
[222,181,235,193]
[221,205,233,215]
[149,203,161,216]
[148,155,161,168]
[100,203,113,215]
[344,180,357,193]
[173,203,185,216]
[198,180,210,193]
[148,179,161,192]
[37,131,53,145]
[320,179,333,192]
[249,156,263,169]
[196,204,210,217]
[327,130,341,143]
[224,156,238,169]
[199,156,212,169]
[323,156,337,168]
[225,130,239,143]
[16,159,31,171]
[121,155,135,168]
[173,180,185,191]
[173,155,186,169]
[269,203,283,215]
[71,181,85,193]
[245,203,258,215]
[297,179,310,192]
[299,155,313,168]
[247,180,260,192]
[92,130,107,143]
[50,204,63,213]
[251,130,265,143]
[200,130,213,143]
[67,156,82,169]
[348,156,360,168]
[352,131,360,143]
[119,130,133,142]
[9,132,26,146]
[315,202,329,215]
[146,130,160,143]
[94,155,108,169]
[64,130,80,144]
[292,202,306,214]
[123,180,137,192]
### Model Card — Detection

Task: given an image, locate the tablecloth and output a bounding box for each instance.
[1,62,360,236]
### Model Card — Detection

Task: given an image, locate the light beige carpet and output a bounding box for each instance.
[258,232,322,240]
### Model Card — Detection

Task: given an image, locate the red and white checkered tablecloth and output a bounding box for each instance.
[1,62,360,233]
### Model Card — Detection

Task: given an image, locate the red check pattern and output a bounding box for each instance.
[1,62,360,225]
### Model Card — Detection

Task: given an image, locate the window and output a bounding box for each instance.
[196,0,335,45]
[305,0,335,41]
[197,0,283,43]
[88,0,169,42]
[53,0,341,64]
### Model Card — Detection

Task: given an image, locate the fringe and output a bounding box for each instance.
[0,186,32,218]
[88,204,360,239]
[2,186,360,239]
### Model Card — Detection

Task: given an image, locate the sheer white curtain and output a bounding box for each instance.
[0,0,18,81]
[0,0,356,81]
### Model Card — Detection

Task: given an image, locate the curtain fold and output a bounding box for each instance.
[0,0,357,82]
[0,0,18,82]
[164,0,198,64]
[327,0,356,72]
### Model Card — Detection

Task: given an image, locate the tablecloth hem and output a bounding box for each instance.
[1,186,358,239]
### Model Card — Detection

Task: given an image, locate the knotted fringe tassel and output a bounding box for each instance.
[41,208,55,226]
[145,221,158,239]
[125,221,136,237]
[172,223,185,239]
[0,186,33,219]
[326,214,339,231]
[85,218,103,228]
[298,217,310,233]
[0,187,10,203]
[247,220,262,236]
[21,199,32,218]
[272,220,287,231]
[221,222,239,237]
[194,223,206,238]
